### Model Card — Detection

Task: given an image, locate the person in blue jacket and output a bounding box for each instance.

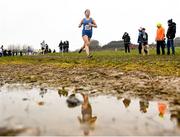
[137,27,144,54]
[78,9,97,58]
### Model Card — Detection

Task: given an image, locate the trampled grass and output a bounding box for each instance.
[0,47,180,76]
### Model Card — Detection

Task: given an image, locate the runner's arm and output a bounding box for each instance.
[91,19,97,28]
[78,19,83,28]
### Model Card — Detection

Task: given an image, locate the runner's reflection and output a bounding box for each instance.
[78,93,97,136]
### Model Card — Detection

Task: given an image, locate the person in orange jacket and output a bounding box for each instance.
[156,23,165,55]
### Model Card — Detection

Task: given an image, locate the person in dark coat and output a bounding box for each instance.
[66,41,69,53]
[141,28,149,55]
[63,41,66,53]
[59,40,63,52]
[3,49,8,56]
[166,19,176,55]
[137,28,143,54]
[0,45,3,57]
[122,32,131,53]
[0,48,2,57]
[63,41,67,52]
[8,50,12,56]
[45,44,49,54]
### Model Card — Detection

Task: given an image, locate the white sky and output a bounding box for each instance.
[0,0,179,51]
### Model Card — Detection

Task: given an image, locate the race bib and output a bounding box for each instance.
[85,25,91,30]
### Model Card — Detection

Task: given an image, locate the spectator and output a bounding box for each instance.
[59,40,63,52]
[122,32,131,53]
[8,50,12,56]
[0,47,3,57]
[137,27,143,54]
[156,23,165,55]
[141,28,149,55]
[166,19,176,55]
[66,41,69,52]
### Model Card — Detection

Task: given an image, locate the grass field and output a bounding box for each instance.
[0,47,180,77]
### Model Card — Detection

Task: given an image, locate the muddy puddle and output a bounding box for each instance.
[0,84,180,136]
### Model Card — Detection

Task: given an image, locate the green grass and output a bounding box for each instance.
[0,47,180,76]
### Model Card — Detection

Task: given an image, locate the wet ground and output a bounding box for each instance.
[0,84,180,136]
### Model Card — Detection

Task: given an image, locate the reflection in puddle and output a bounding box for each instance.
[66,94,81,108]
[0,84,180,136]
[78,93,97,136]
[139,100,149,113]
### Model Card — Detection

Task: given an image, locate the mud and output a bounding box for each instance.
[0,64,180,97]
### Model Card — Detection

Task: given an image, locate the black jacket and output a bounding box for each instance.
[122,34,131,44]
[142,32,148,44]
[166,22,176,39]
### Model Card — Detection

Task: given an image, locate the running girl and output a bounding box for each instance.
[78,9,97,58]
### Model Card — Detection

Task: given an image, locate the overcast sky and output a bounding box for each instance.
[0,0,179,51]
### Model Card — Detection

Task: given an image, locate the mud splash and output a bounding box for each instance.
[0,84,180,136]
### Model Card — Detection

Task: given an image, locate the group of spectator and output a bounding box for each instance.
[0,45,24,57]
[59,40,69,53]
[40,40,57,54]
[122,27,149,55]
[122,19,176,55]
[156,19,176,55]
